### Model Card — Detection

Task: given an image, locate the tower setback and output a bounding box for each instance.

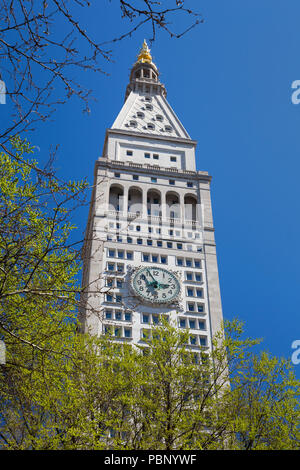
[81,41,224,360]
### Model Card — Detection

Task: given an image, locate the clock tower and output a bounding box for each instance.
[81,41,224,360]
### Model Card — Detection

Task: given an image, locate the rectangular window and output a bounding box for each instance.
[161,256,167,264]
[125,313,131,322]
[106,294,113,302]
[108,263,114,271]
[177,258,183,266]
[188,303,195,312]
[186,272,193,281]
[190,336,197,346]
[147,239,152,246]
[142,329,151,340]
[179,319,186,328]
[186,259,192,267]
[114,173,120,178]
[133,175,139,180]
[177,243,182,250]
[169,180,175,185]
[117,250,124,259]
[153,154,159,160]
[167,242,172,248]
[152,255,158,263]
[127,237,132,244]
[189,320,196,329]
[105,310,112,319]
[137,238,143,245]
[115,327,121,338]
[144,153,150,159]
[142,314,150,324]
[143,254,150,262]
[195,274,202,282]
[199,320,206,330]
[200,337,207,347]
[197,304,204,313]
[196,289,203,298]
[170,156,177,162]
[126,150,133,156]
[151,177,157,183]
[157,240,162,247]
[104,325,112,335]
[194,260,201,268]
[187,182,193,188]
[152,315,159,324]
[117,264,124,273]
[136,226,141,232]
[187,288,194,297]
[116,295,122,304]
[116,279,123,288]
[108,249,115,258]
[115,311,122,321]
[127,252,133,260]
[124,328,131,338]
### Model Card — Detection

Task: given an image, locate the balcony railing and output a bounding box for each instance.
[106,210,201,229]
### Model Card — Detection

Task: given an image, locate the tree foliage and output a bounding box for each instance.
[0,140,299,450]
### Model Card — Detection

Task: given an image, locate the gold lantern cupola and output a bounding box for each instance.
[124,40,166,101]
[136,39,153,64]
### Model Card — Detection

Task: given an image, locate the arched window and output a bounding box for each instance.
[109,184,124,212]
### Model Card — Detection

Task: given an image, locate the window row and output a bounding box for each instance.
[126,150,180,164]
[187,302,205,313]
[141,328,207,348]
[189,335,208,348]
[185,272,202,282]
[105,278,124,289]
[107,249,133,260]
[105,293,123,304]
[178,317,206,331]
[186,287,203,298]
[104,309,132,322]
[114,171,193,188]
[141,313,169,325]
[142,253,168,264]
[103,324,132,339]
[177,258,202,268]
[106,262,125,273]
[106,233,202,253]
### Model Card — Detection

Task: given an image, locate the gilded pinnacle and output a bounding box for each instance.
[136,39,153,64]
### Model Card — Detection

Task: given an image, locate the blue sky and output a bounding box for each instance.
[2,1,300,374]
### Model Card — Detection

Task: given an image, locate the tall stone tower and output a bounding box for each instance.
[81,41,223,360]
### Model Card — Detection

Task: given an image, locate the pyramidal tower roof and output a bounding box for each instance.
[111,40,191,140]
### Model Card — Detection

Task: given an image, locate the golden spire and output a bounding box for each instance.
[136,39,153,64]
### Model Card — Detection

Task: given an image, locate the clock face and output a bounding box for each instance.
[131,267,181,305]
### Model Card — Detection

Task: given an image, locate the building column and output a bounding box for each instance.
[142,188,148,219]
[122,186,129,216]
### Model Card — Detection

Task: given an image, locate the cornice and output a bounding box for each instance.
[105,128,198,146]
[96,158,212,182]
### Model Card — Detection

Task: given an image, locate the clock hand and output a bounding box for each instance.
[146,269,160,288]
[146,269,156,282]
[158,283,170,289]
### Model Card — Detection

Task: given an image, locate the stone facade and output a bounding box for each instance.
[81,42,224,360]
